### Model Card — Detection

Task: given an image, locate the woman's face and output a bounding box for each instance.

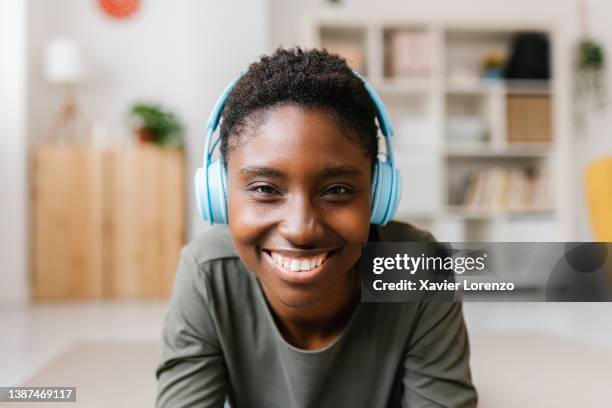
[227,105,372,308]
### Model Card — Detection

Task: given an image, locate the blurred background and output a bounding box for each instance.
[1,0,612,406]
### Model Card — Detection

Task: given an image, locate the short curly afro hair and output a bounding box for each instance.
[219,47,379,169]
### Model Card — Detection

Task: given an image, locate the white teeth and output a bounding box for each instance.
[268,251,329,272]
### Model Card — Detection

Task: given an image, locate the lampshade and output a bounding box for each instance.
[45,38,83,83]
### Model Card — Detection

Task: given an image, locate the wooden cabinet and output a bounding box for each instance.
[31,145,186,300]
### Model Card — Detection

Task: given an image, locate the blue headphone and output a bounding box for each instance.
[195,70,402,226]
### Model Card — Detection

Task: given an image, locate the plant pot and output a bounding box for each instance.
[137,129,154,144]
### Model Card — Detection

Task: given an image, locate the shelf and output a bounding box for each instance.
[395,207,556,222]
[309,15,568,241]
[446,79,503,94]
[445,143,552,158]
[395,211,438,220]
[446,206,556,220]
[446,79,551,95]
[370,78,432,94]
[505,80,552,95]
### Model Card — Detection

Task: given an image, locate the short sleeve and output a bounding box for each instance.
[401,301,478,408]
[155,250,227,408]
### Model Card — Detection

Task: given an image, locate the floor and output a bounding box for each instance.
[463,302,612,348]
[1,301,612,405]
[0,301,168,387]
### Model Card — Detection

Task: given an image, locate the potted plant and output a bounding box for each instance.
[129,102,184,149]
[575,0,607,111]
[576,38,606,109]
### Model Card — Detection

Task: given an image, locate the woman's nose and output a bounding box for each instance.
[277,194,325,246]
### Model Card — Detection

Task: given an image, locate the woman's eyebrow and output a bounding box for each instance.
[239,165,363,179]
[320,165,364,178]
[240,166,287,178]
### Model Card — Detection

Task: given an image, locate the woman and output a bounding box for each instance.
[156,48,477,408]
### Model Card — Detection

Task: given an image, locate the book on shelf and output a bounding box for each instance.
[387,30,431,79]
[323,42,366,73]
[458,166,552,212]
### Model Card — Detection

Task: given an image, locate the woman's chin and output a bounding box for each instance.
[269,286,325,309]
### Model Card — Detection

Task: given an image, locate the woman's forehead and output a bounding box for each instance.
[230,105,370,165]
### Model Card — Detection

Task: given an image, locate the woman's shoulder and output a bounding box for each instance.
[178,226,255,313]
[182,225,239,266]
[375,220,436,243]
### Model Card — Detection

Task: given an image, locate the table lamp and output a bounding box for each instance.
[45,38,85,144]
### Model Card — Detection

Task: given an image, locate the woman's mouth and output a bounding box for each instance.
[262,249,337,283]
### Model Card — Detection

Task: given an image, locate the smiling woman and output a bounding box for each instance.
[228,106,370,321]
[156,48,477,408]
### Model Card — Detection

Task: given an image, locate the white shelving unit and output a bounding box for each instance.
[305,12,573,242]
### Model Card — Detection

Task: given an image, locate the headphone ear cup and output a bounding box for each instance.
[194,167,209,221]
[388,168,402,223]
[370,160,401,225]
[370,161,379,205]
[207,159,229,224]
[371,160,389,225]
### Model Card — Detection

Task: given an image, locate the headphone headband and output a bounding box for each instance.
[205,71,396,163]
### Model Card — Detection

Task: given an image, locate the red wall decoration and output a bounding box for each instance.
[99,0,140,19]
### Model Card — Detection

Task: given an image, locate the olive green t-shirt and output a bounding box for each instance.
[155,222,477,408]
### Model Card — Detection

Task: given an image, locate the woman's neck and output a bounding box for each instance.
[261,268,361,351]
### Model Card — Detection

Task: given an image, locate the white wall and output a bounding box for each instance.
[1,0,269,302]
[270,0,612,241]
[27,0,270,239]
[0,1,28,302]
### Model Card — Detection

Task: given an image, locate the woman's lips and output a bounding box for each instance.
[262,249,337,284]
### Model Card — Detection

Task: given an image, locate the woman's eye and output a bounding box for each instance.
[249,184,280,196]
[322,185,353,196]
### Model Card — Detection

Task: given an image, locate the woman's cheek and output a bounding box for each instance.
[228,194,263,245]
[229,190,272,226]
[329,198,372,242]
[227,197,268,278]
